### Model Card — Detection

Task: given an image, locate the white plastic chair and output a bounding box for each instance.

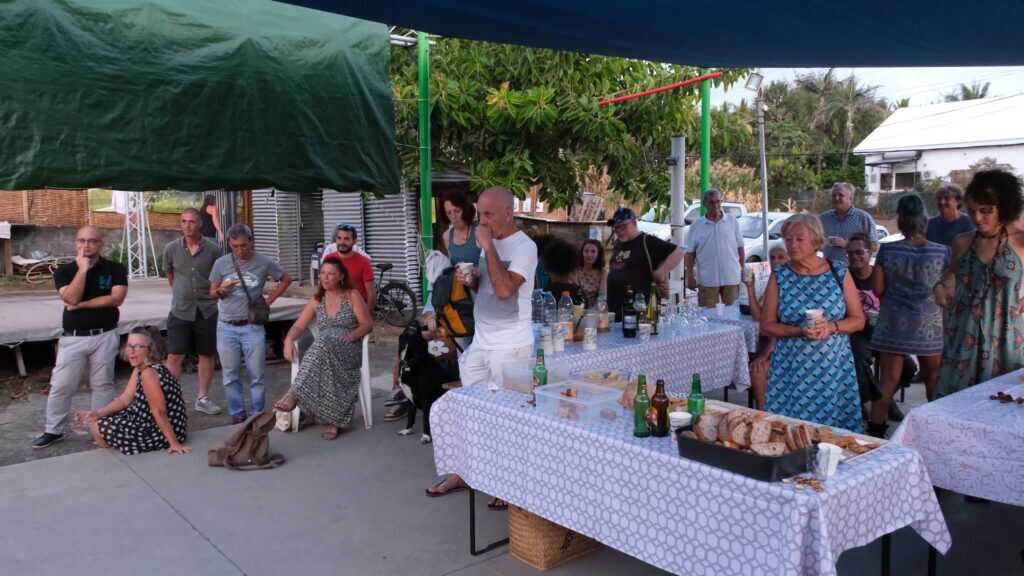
[290,330,373,430]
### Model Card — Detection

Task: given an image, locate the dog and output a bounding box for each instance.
[394,321,459,444]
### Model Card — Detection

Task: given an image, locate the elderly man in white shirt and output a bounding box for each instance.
[684,188,745,307]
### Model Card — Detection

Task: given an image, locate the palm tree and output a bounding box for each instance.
[795,68,839,172]
[888,97,911,112]
[943,81,990,102]
[827,74,882,168]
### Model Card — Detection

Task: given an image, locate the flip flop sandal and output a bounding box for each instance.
[425,479,467,498]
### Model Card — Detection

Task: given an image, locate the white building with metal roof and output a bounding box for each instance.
[854,94,1024,193]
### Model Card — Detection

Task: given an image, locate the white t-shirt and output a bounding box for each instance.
[684,214,743,287]
[472,230,537,350]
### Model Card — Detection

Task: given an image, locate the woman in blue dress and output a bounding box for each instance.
[868,194,949,436]
[760,214,867,432]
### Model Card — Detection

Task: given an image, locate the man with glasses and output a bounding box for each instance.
[321,224,375,311]
[163,207,223,415]
[606,207,684,320]
[33,226,128,448]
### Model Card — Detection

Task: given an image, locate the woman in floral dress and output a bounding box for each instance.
[275,259,373,439]
[935,170,1024,397]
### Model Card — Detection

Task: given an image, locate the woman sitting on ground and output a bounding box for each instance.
[744,245,789,409]
[572,239,608,308]
[75,327,190,455]
[760,214,866,431]
[275,258,373,440]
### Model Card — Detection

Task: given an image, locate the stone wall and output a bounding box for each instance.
[12,226,180,265]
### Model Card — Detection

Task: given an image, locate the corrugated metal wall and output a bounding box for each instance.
[251,188,303,281]
[321,189,364,242]
[299,189,324,283]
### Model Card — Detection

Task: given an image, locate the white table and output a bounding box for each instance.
[433,387,951,576]
[548,322,750,394]
[703,303,760,354]
[892,368,1024,506]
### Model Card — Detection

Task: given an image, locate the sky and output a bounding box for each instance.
[711,66,1024,109]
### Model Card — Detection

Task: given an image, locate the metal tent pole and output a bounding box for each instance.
[669,135,685,290]
[417,31,433,301]
[756,94,769,258]
[699,70,711,216]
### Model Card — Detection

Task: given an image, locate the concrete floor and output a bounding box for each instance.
[2,373,1024,575]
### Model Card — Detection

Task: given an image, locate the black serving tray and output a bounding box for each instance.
[675,426,816,482]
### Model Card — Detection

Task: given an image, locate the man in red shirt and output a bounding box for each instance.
[323,224,375,311]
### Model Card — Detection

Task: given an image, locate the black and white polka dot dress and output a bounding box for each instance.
[97,363,188,455]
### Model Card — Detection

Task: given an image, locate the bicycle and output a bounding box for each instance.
[373,262,418,327]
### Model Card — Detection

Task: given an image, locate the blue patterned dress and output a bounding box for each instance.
[767,261,863,432]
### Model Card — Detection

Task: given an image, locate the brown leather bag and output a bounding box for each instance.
[207,412,286,470]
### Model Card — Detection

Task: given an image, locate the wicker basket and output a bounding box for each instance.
[508,505,603,571]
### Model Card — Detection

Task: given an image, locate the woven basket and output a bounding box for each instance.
[508,506,602,571]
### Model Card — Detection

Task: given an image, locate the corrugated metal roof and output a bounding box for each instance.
[854,94,1024,155]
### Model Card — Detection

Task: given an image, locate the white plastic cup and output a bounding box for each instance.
[540,325,554,356]
[669,411,692,431]
[816,442,842,478]
[805,308,825,327]
[552,324,566,352]
[638,323,652,343]
[583,327,597,350]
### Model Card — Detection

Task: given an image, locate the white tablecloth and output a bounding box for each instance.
[892,368,1024,506]
[432,387,950,576]
[703,303,760,354]
[550,322,750,394]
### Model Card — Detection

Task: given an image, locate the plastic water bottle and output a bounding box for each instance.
[558,291,574,341]
[532,289,545,324]
[542,291,557,324]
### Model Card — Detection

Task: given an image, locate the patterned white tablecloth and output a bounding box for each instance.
[702,303,760,354]
[549,322,750,394]
[432,387,950,576]
[892,368,1024,506]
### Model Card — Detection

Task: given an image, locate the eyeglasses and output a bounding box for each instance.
[126,343,151,351]
[75,238,101,245]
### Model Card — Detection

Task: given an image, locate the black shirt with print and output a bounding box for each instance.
[53,258,128,331]
[606,233,676,318]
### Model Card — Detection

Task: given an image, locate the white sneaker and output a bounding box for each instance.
[195,395,222,415]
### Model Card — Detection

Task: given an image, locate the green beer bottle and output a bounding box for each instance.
[687,373,705,418]
[633,374,651,437]
[532,349,548,403]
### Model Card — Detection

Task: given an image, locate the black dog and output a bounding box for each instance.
[396,322,459,443]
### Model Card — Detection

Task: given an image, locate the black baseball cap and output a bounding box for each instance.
[607,207,636,226]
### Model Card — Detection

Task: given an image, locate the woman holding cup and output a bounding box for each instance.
[759,214,866,431]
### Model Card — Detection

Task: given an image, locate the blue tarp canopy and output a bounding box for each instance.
[279,0,1024,66]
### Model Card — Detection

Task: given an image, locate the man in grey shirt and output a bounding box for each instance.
[164,207,223,415]
[209,224,292,422]
[819,182,877,262]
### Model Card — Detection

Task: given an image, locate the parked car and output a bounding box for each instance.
[740,212,796,262]
[637,201,748,243]
[874,224,891,242]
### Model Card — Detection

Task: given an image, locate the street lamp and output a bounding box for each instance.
[746,70,769,260]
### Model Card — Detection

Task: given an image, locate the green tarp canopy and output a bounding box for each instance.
[0,0,400,194]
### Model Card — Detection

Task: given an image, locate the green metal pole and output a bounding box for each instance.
[699,69,711,216]
[417,32,433,301]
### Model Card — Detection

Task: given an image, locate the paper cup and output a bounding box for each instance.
[638,323,652,343]
[815,442,842,478]
[805,308,824,327]
[669,411,692,431]
[456,262,474,276]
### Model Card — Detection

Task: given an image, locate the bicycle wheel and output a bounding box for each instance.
[379,282,418,327]
[25,260,58,285]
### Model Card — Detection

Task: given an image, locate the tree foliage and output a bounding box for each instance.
[390,38,747,208]
[943,81,990,102]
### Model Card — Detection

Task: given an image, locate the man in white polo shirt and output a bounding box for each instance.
[684,188,745,307]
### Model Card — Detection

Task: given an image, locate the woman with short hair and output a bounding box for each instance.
[75,327,190,455]
[867,195,949,436]
[935,170,1024,396]
[759,213,866,431]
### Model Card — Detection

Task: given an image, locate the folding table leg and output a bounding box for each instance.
[15,345,27,377]
[927,546,937,576]
[881,533,891,576]
[469,488,509,556]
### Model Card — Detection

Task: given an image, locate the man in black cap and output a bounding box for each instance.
[606,207,684,319]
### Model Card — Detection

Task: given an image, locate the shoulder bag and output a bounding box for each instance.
[232,254,271,325]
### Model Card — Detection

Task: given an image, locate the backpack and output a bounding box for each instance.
[207,412,286,470]
[431,267,474,340]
